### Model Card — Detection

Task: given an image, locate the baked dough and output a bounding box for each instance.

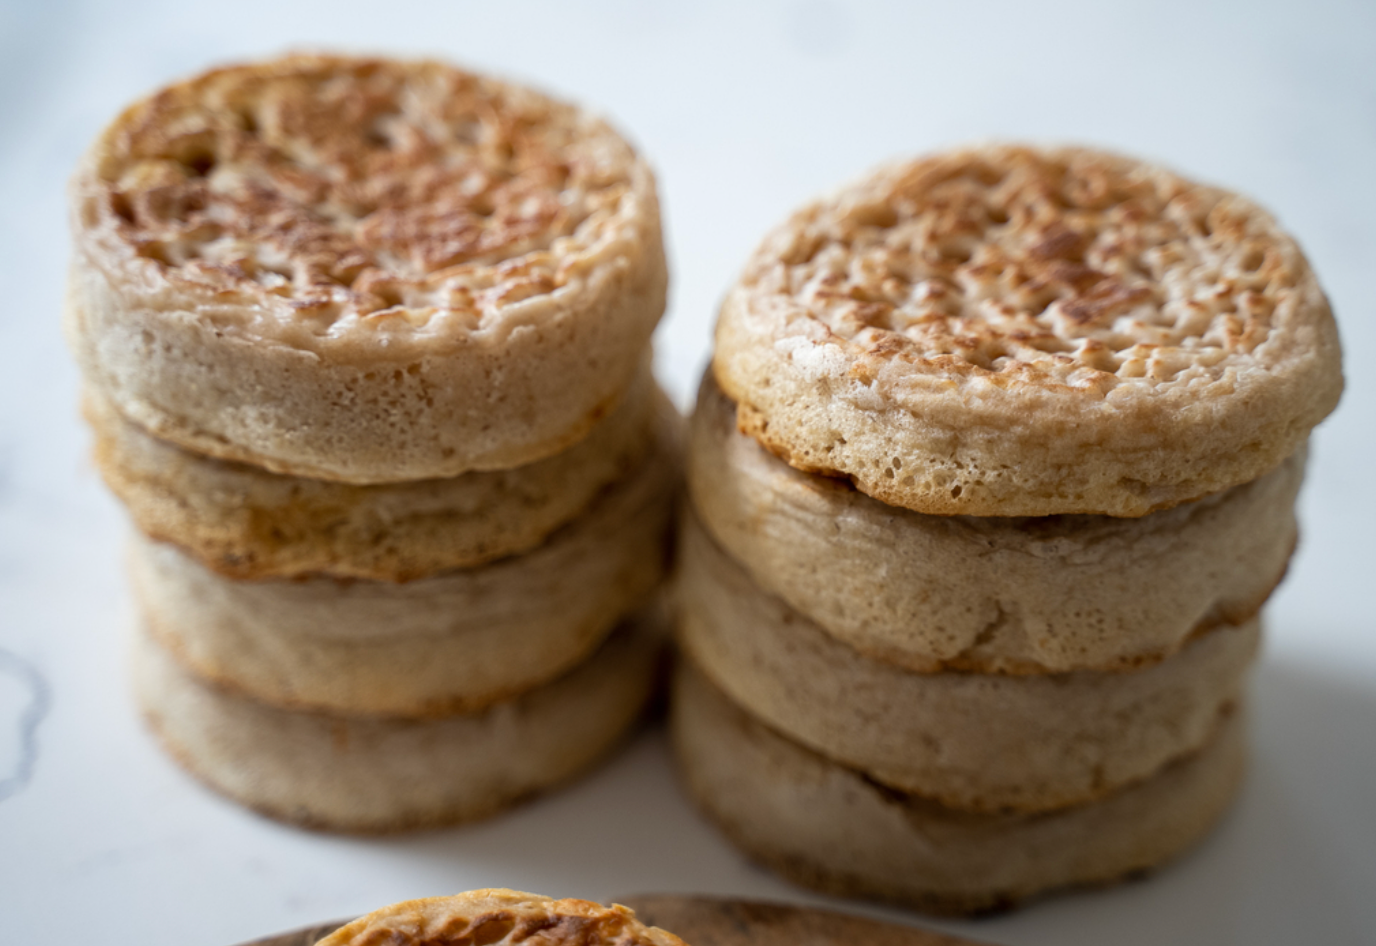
[68,54,667,482]
[316,890,687,946]
[134,614,663,834]
[90,364,669,581]
[690,372,1299,673]
[676,514,1257,812]
[713,144,1341,516]
[128,423,676,717]
[672,659,1245,916]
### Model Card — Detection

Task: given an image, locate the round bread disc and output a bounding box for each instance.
[68,54,667,483]
[671,658,1246,916]
[128,417,677,718]
[90,365,672,582]
[134,612,664,834]
[676,512,1257,813]
[713,144,1342,516]
[689,370,1299,673]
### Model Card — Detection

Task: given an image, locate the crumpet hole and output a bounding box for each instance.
[110,193,136,224]
[469,916,516,946]
[183,150,216,177]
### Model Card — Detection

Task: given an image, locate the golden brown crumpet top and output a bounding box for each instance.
[69,55,666,482]
[714,145,1342,516]
[316,891,689,946]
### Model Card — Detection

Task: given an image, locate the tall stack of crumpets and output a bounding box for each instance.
[674,145,1343,913]
[66,55,677,833]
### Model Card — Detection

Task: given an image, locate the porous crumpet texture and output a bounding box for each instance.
[68,54,666,482]
[317,890,687,946]
[714,145,1341,516]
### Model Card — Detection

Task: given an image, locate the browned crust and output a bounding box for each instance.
[74,54,646,332]
[67,54,666,484]
[714,144,1343,516]
[316,891,689,946]
[734,144,1328,400]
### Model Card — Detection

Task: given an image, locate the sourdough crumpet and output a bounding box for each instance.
[672,660,1245,916]
[89,364,668,581]
[677,514,1257,812]
[128,425,675,717]
[134,614,662,834]
[691,373,1299,673]
[317,891,688,946]
[319,891,688,946]
[714,145,1341,516]
[68,54,666,483]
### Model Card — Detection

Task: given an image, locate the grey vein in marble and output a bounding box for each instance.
[0,648,51,801]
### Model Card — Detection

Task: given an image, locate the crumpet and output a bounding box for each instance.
[68,54,666,482]
[677,513,1256,813]
[690,372,1299,673]
[135,614,663,834]
[317,890,687,946]
[714,145,1341,516]
[672,659,1245,916]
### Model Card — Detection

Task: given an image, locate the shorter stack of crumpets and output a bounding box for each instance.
[66,55,677,833]
[674,145,1342,913]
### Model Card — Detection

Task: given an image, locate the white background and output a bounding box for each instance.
[0,2,1373,944]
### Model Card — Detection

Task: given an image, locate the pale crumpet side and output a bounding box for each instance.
[690,371,1300,673]
[672,660,1245,916]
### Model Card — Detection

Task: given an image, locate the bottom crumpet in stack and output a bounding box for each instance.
[673,660,1246,916]
[136,611,664,833]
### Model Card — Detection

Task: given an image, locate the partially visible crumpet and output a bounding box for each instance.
[316,890,688,946]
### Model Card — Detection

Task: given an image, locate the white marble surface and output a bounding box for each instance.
[1,2,1373,944]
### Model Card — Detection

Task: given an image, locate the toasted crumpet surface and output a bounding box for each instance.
[714,144,1341,516]
[69,54,666,482]
[316,890,687,946]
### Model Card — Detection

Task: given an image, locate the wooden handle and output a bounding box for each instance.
[614,895,996,946]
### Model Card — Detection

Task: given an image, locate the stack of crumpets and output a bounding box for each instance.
[66,55,677,833]
[673,145,1342,913]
